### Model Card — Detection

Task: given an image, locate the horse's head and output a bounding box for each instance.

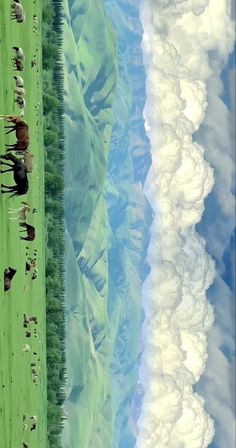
[7,267,17,279]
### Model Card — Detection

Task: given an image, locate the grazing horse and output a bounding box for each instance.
[11,1,26,23]
[13,58,24,71]
[13,46,24,60]
[22,442,29,448]
[23,314,38,327]
[15,86,25,96]
[4,267,17,292]
[30,416,37,431]
[19,222,36,241]
[25,257,38,279]
[0,115,29,151]
[13,75,24,88]
[5,140,29,151]
[8,201,31,220]
[22,150,34,172]
[4,116,28,137]
[14,96,26,109]
[0,154,28,197]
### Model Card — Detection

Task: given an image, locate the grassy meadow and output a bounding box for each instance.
[0,1,47,447]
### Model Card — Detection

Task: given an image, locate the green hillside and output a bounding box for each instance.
[62,0,151,447]
[62,1,118,447]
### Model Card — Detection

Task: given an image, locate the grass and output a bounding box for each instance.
[0,1,47,447]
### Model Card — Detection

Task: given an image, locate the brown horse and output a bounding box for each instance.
[13,58,24,71]
[19,222,36,241]
[5,139,29,151]
[1,115,29,152]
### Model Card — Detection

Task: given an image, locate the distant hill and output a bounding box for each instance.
[104,1,151,446]
[62,0,151,447]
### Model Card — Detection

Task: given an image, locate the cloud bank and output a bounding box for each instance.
[137,0,235,447]
[193,62,235,447]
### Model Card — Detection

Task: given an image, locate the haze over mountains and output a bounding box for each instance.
[62,0,151,447]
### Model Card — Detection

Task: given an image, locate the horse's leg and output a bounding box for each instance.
[0,162,14,171]
[20,237,29,241]
[0,115,13,121]
[1,184,15,189]
[0,168,13,174]
[4,127,15,135]
[0,161,14,167]
[1,189,15,194]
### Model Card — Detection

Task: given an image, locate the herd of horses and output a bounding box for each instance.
[1,4,37,289]
[1,3,42,448]
[0,115,36,259]
[0,115,30,197]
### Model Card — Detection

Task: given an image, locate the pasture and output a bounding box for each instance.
[0,1,47,447]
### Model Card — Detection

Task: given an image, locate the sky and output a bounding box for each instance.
[137,0,235,447]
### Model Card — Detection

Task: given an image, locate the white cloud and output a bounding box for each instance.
[196,274,236,447]
[137,0,235,446]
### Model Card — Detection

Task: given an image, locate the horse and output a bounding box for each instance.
[13,75,24,88]
[0,154,28,197]
[25,257,37,279]
[12,46,24,60]
[4,267,17,291]
[19,222,36,241]
[4,115,28,137]
[22,150,34,172]
[13,58,24,71]
[14,96,26,109]
[11,1,26,23]
[5,140,29,151]
[8,201,31,220]
[0,115,29,151]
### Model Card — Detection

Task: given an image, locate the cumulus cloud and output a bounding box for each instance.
[196,274,236,448]
[137,0,235,447]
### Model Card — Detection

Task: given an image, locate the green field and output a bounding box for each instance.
[0,2,47,448]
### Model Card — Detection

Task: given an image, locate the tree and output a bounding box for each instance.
[43,0,66,444]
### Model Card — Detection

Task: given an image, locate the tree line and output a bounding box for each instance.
[42,0,66,446]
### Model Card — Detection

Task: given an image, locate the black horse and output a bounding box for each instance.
[4,267,17,292]
[0,154,28,197]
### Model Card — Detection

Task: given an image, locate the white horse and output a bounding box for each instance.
[8,202,30,221]
[11,2,26,23]
[13,75,24,88]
